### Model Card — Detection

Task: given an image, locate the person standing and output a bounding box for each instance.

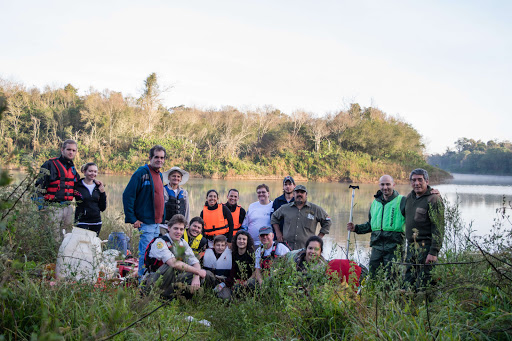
[200,189,234,247]
[162,166,190,223]
[242,184,273,246]
[347,175,405,277]
[403,168,444,291]
[36,139,80,240]
[224,189,246,239]
[123,145,166,278]
[73,162,107,236]
[271,176,295,239]
[271,185,331,250]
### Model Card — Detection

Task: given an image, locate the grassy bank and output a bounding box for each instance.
[1,173,510,340]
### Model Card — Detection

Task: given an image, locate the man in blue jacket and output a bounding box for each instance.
[123,145,166,278]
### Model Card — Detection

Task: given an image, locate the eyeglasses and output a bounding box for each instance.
[257,191,268,194]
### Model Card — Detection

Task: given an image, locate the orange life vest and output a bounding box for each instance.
[44,158,76,202]
[202,204,229,238]
[225,204,242,238]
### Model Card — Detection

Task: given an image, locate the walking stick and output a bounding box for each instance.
[346,185,359,259]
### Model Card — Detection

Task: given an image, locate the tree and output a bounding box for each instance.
[138,73,163,135]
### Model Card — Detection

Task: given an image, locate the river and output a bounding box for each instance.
[7,170,512,262]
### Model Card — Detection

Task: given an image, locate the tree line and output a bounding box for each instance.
[428,137,512,175]
[0,73,448,182]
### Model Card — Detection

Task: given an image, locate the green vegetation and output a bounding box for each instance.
[0,75,449,183]
[429,137,512,175]
[1,168,511,339]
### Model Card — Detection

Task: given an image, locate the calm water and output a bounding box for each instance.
[8,170,512,261]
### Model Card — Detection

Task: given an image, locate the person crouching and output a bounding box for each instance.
[141,214,215,299]
[203,235,232,298]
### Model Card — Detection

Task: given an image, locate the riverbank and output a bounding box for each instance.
[3,160,451,184]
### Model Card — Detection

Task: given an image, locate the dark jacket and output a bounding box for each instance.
[123,165,165,224]
[355,190,405,250]
[271,194,295,234]
[402,186,444,256]
[74,179,107,224]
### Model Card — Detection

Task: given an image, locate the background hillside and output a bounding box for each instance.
[0,74,448,182]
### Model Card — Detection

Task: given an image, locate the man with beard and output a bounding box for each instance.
[271,185,331,250]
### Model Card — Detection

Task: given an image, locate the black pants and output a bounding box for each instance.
[404,243,434,291]
[76,223,101,237]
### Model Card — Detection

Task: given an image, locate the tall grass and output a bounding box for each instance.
[1,174,511,340]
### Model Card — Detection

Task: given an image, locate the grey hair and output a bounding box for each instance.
[409,168,429,181]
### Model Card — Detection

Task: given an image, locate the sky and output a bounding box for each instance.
[1,0,510,154]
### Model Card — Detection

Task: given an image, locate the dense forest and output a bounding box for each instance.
[428,138,512,175]
[0,73,448,182]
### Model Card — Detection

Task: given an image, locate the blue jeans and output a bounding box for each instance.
[138,223,160,277]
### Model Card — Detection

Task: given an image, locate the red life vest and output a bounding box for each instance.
[44,158,76,202]
[202,205,229,238]
[259,242,288,270]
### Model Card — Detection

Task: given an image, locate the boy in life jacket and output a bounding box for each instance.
[203,235,232,280]
[183,217,208,260]
[253,226,290,286]
[202,235,232,299]
[141,214,215,299]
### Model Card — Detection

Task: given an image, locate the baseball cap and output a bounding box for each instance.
[294,185,307,193]
[283,176,295,185]
[258,226,273,235]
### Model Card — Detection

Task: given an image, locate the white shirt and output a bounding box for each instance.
[148,233,199,266]
[254,242,290,269]
[242,201,273,245]
[82,180,96,196]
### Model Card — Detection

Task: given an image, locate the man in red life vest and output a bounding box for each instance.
[253,226,290,285]
[36,139,80,240]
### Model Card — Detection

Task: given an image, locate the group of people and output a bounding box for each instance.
[121,145,334,298]
[36,139,107,239]
[37,141,444,297]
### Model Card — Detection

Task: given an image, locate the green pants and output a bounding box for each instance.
[368,243,401,278]
[142,264,215,299]
[404,243,434,291]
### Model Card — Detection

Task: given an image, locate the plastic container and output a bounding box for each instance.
[56,227,102,282]
[107,232,128,256]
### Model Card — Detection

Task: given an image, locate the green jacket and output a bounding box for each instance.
[355,190,405,250]
[402,186,444,257]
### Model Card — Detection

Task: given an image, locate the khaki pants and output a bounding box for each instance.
[48,204,74,242]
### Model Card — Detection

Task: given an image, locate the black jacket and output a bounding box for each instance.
[74,179,107,223]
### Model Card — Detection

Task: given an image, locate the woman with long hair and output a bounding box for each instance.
[74,162,107,236]
[200,189,234,247]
